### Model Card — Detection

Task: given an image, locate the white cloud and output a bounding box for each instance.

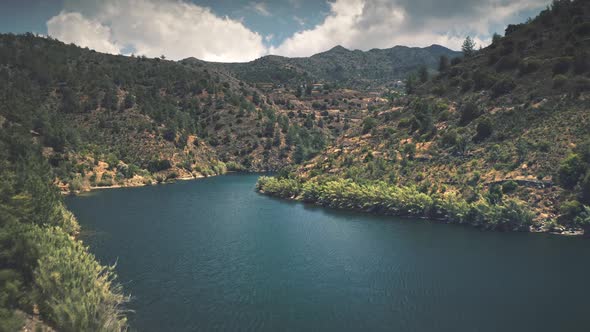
[46,0,268,62]
[46,11,121,54]
[270,0,549,57]
[249,2,271,16]
[47,0,550,62]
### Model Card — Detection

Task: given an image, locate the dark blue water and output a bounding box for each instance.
[65,174,590,332]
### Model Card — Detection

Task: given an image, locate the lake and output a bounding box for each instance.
[65,174,590,332]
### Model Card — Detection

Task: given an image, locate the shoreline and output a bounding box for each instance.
[62,174,208,195]
[257,189,585,237]
[62,170,262,195]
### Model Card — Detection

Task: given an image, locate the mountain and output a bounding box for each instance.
[2,1,589,329]
[184,44,461,89]
[0,33,338,192]
[257,0,590,235]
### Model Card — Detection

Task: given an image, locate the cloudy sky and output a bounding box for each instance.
[0,0,550,62]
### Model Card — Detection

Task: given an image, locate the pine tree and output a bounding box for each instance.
[462,36,476,57]
[419,66,429,83]
[438,55,449,72]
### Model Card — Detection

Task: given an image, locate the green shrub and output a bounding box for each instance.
[460,79,473,92]
[560,200,583,220]
[225,161,245,171]
[573,206,590,231]
[574,22,590,36]
[473,118,493,141]
[473,70,498,90]
[495,55,520,71]
[552,57,572,75]
[459,102,480,125]
[558,154,586,189]
[361,117,378,134]
[518,60,541,75]
[147,159,172,173]
[256,176,301,197]
[573,77,590,94]
[553,75,568,89]
[502,181,518,194]
[441,129,458,147]
[573,51,589,74]
[491,78,516,97]
[581,171,590,205]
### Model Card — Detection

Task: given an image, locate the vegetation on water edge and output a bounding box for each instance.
[0,126,128,331]
[257,176,534,232]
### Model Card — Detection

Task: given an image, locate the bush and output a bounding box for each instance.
[496,55,520,71]
[581,171,590,205]
[459,102,480,125]
[473,70,497,90]
[460,79,473,92]
[574,22,590,36]
[552,57,572,75]
[518,60,541,75]
[147,159,172,173]
[502,181,518,194]
[361,117,378,134]
[473,118,493,141]
[573,77,590,94]
[553,75,568,89]
[441,129,458,147]
[491,78,516,98]
[558,154,586,189]
[573,51,589,74]
[256,176,301,198]
[560,200,583,220]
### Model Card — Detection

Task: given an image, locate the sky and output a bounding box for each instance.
[0,0,551,62]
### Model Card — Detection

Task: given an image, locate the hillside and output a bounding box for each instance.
[257,0,590,235]
[185,44,461,90]
[0,33,337,192]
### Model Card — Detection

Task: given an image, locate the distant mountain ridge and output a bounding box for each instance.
[183,44,461,89]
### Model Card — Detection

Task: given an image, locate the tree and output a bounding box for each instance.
[438,55,449,72]
[403,143,416,160]
[123,93,135,110]
[462,36,476,57]
[361,117,377,134]
[558,153,585,189]
[459,102,480,125]
[405,74,417,95]
[474,118,493,141]
[492,33,502,44]
[419,66,429,83]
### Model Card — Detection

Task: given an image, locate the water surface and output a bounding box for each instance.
[66,174,590,332]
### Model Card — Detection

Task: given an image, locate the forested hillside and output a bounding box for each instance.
[188,44,460,90]
[258,0,590,235]
[0,34,335,192]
